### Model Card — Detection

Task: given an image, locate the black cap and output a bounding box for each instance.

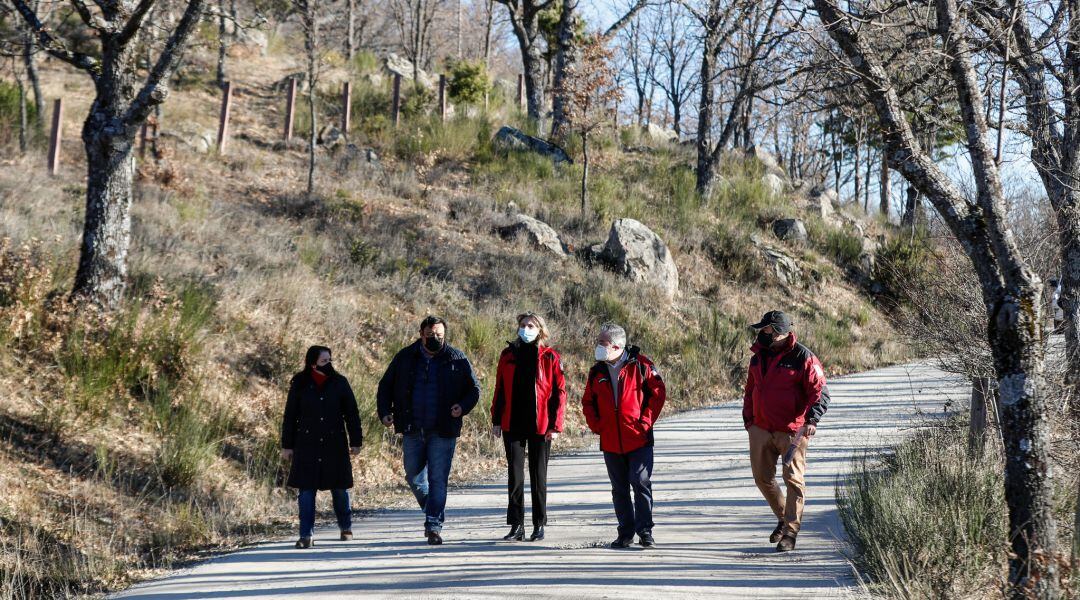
[751,310,792,334]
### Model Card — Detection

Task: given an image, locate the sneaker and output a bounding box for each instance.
[638,531,655,548]
[610,535,634,549]
[769,520,785,544]
[340,531,353,541]
[776,534,797,552]
[426,530,443,545]
[295,537,312,549]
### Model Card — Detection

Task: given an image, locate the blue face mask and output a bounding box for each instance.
[518,327,539,344]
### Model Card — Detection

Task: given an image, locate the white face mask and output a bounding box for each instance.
[595,344,614,361]
[518,327,538,343]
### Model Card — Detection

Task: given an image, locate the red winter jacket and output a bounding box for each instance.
[581,347,667,454]
[742,333,830,434]
[491,343,567,434]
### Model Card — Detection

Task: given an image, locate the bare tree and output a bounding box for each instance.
[389,0,444,80]
[494,0,555,123]
[482,0,495,66]
[563,35,622,213]
[811,0,1060,596]
[617,5,661,126]
[216,0,229,88]
[18,0,43,136]
[691,0,802,196]
[971,1,1080,396]
[549,0,648,140]
[294,0,320,196]
[649,0,699,137]
[9,0,206,309]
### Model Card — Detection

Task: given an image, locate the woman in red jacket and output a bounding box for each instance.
[491,312,567,542]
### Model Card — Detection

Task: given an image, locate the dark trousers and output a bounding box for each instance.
[298,488,351,538]
[603,444,654,537]
[503,431,551,527]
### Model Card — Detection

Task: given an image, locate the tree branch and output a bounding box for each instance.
[70,0,113,32]
[10,0,101,76]
[602,0,650,40]
[125,0,206,125]
[118,0,158,45]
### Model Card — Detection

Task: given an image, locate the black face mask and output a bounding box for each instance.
[424,337,444,353]
[314,362,335,375]
[756,331,775,347]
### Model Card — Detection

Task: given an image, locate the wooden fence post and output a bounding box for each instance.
[439,74,448,122]
[517,74,524,111]
[342,81,352,134]
[392,73,402,127]
[217,81,232,155]
[284,77,297,143]
[968,376,991,450]
[47,98,63,175]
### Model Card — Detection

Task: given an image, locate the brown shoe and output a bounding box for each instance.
[340,531,353,541]
[295,537,313,549]
[769,521,785,544]
[776,534,796,552]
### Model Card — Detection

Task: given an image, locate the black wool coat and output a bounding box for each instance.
[281,371,363,490]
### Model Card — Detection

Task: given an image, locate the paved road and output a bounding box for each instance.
[116,361,966,599]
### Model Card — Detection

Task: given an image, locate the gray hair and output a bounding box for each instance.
[599,322,627,347]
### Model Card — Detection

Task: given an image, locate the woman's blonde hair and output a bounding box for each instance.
[516,311,551,347]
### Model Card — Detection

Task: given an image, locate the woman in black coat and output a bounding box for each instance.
[281,345,363,548]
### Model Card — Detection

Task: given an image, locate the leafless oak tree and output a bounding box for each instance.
[811,0,1061,596]
[9,0,207,309]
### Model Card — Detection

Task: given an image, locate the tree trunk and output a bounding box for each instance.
[73,50,141,308]
[853,129,861,209]
[456,0,463,58]
[879,152,889,217]
[902,185,918,228]
[864,145,872,212]
[483,0,494,67]
[1058,217,1080,401]
[347,0,356,62]
[499,1,546,124]
[580,131,589,213]
[17,75,28,153]
[21,0,44,135]
[989,290,1059,600]
[549,0,579,141]
[521,42,545,124]
[217,0,228,88]
[694,12,720,197]
[303,0,319,197]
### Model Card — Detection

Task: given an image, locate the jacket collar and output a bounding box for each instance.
[750,332,798,356]
[413,339,447,360]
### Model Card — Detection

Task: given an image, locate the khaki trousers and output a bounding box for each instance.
[748,424,809,536]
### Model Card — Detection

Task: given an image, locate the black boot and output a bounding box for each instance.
[529,526,545,541]
[769,520,785,544]
[503,524,525,541]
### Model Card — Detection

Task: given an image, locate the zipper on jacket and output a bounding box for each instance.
[611,366,625,454]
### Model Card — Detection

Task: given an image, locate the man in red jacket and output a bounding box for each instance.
[743,310,830,552]
[582,322,667,549]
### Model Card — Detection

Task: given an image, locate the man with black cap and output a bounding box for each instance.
[743,310,830,552]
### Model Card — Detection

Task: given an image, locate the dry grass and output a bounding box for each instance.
[0,49,913,597]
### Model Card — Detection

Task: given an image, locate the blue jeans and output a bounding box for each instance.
[603,445,655,538]
[298,488,352,538]
[403,430,458,533]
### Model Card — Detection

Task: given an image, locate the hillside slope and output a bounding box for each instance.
[0,43,910,597]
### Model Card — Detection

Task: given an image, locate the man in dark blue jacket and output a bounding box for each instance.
[377,316,481,544]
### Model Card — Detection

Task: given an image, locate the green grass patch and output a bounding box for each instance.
[839,422,1008,599]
